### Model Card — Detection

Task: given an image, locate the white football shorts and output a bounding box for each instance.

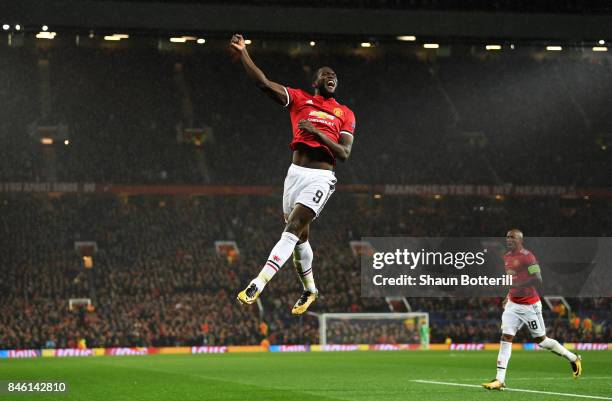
[282,164,336,220]
[501,300,546,338]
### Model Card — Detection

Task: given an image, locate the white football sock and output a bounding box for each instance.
[293,241,317,293]
[496,341,512,383]
[252,232,299,290]
[538,337,578,362]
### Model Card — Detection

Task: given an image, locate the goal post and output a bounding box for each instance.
[316,312,429,348]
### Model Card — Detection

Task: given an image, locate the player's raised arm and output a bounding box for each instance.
[230,34,288,106]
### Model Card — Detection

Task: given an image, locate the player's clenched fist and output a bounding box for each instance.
[230,34,246,52]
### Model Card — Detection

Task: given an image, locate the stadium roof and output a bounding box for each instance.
[2,0,612,41]
[90,0,612,15]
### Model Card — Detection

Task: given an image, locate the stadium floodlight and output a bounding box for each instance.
[244,39,252,45]
[423,43,439,49]
[104,34,128,41]
[486,44,502,50]
[2,24,9,31]
[316,312,430,348]
[40,137,53,145]
[546,45,562,51]
[64,139,70,145]
[397,35,416,41]
[171,36,197,43]
[599,39,605,45]
[593,46,608,52]
[15,24,21,31]
[36,31,56,40]
[196,38,205,44]
[309,41,316,46]
[42,25,48,31]
[360,42,372,48]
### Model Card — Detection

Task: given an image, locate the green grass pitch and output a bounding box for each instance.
[1,351,610,400]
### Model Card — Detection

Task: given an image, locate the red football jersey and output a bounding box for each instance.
[285,87,356,163]
[504,247,540,305]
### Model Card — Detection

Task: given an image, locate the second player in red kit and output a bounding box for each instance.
[503,244,540,305]
[483,229,582,390]
[230,34,356,315]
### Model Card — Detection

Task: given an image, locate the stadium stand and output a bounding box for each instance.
[0,46,611,185]
[1,41,611,349]
[1,195,610,348]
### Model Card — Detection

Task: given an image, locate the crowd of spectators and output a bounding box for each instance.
[1,36,610,349]
[0,44,611,186]
[1,194,610,349]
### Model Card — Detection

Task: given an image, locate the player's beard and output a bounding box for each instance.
[318,83,335,99]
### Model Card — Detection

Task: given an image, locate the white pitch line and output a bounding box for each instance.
[412,380,612,400]
[452,376,612,381]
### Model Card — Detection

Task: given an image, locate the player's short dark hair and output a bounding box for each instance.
[312,66,334,83]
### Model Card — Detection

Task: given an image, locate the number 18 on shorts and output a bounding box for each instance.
[501,300,547,337]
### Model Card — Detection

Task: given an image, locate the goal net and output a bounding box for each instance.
[317,312,429,348]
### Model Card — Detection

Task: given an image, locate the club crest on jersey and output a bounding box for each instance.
[308,110,335,120]
[306,99,313,104]
[333,107,344,117]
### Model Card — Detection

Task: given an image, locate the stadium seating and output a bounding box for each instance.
[1,195,609,348]
[0,46,611,185]
[1,40,610,349]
